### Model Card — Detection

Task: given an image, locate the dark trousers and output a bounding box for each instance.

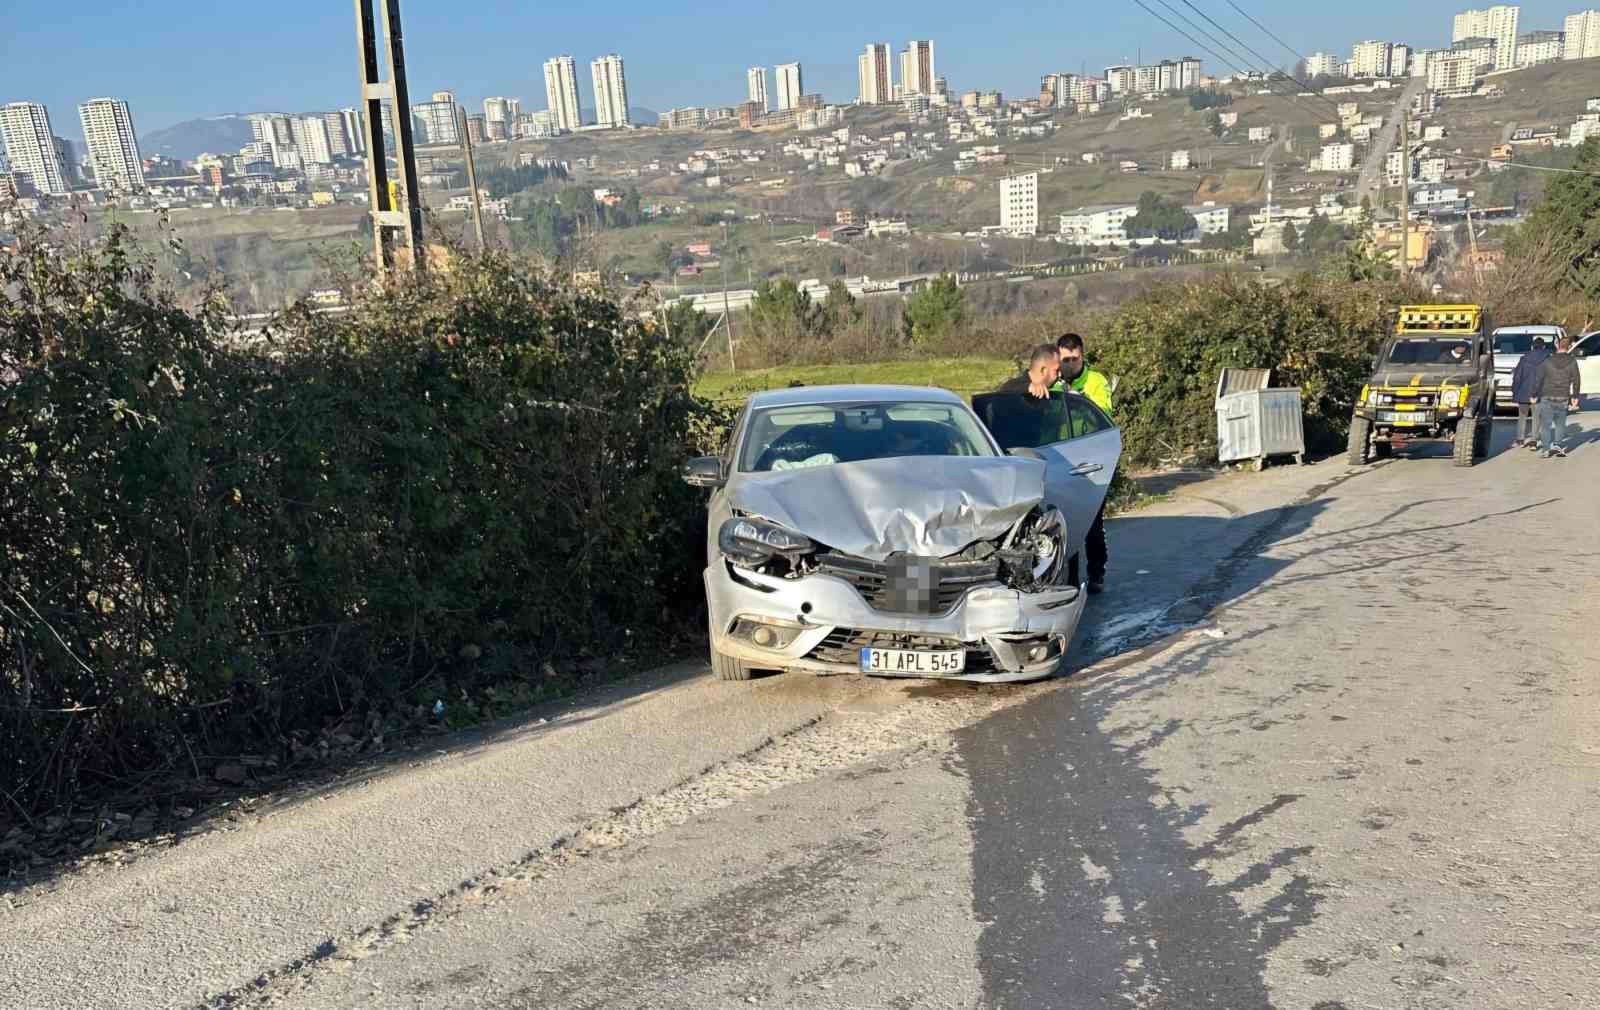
[1087,501,1107,583]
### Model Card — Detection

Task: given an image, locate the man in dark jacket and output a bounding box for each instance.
[1533,336,1583,458]
[1509,337,1552,448]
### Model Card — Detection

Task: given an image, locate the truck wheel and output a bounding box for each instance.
[1347,417,1372,465]
[1453,419,1478,467]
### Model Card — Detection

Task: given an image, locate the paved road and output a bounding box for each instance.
[1355,78,1427,208]
[4,415,1599,1009]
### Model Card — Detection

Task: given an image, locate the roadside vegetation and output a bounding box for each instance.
[6,137,1598,831]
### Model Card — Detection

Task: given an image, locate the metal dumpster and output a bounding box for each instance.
[1215,368,1306,468]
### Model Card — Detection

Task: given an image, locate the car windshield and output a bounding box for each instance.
[738,401,998,473]
[1493,332,1549,354]
[1385,338,1472,366]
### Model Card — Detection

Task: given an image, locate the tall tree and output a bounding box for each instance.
[1510,137,1600,297]
[902,274,966,344]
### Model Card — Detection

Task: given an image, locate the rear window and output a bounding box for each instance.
[1492,332,1558,354]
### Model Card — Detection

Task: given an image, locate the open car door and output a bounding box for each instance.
[972,391,1122,555]
[1576,332,1600,402]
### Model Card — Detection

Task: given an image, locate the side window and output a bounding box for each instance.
[722,406,749,469]
[972,394,1069,450]
[1062,395,1113,440]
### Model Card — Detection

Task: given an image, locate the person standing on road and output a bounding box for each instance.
[1533,335,1583,458]
[1052,333,1114,594]
[1052,333,1113,413]
[1510,337,1553,449]
[997,345,1062,400]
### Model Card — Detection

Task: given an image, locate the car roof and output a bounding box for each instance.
[744,384,968,409]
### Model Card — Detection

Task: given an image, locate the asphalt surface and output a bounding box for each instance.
[4,413,1599,1009]
[1355,78,1426,209]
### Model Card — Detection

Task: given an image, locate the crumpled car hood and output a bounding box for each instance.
[730,456,1045,563]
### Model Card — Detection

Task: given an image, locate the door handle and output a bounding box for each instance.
[1069,462,1104,477]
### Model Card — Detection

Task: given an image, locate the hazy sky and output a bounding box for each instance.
[0,1,1583,138]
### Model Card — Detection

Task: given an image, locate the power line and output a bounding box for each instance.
[1223,0,1313,69]
[1149,0,1260,79]
[1174,0,1340,113]
[1127,0,1326,116]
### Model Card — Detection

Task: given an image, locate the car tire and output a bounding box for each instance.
[1453,418,1478,467]
[710,642,754,681]
[1347,416,1372,465]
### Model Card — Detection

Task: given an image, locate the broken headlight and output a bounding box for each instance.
[999,507,1068,592]
[719,517,816,570]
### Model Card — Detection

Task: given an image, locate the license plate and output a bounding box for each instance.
[1378,411,1423,423]
[859,648,966,675]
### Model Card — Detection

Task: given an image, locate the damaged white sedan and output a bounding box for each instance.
[684,385,1121,683]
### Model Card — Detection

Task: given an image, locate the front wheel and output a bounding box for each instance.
[1347,416,1372,465]
[1452,418,1479,467]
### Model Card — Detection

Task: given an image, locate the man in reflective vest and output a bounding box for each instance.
[1052,333,1113,593]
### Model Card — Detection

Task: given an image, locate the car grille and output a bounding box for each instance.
[814,553,1001,616]
[804,628,1001,675]
[1388,392,1438,408]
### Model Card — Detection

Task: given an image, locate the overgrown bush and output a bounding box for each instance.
[1094,271,1424,464]
[1,228,709,814]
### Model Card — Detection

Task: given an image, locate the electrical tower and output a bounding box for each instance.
[355,0,424,271]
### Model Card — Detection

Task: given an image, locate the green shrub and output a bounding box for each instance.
[0,228,708,814]
[1093,271,1424,465]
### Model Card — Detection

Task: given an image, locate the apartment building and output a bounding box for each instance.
[1105,66,1137,94]
[1517,30,1566,66]
[0,101,69,195]
[290,115,334,164]
[858,43,892,104]
[1304,52,1343,78]
[999,171,1038,235]
[1451,36,1499,71]
[1564,11,1600,60]
[78,97,145,190]
[903,40,935,95]
[1350,40,1394,77]
[1316,142,1356,172]
[747,67,769,111]
[412,97,459,146]
[1452,5,1520,69]
[543,55,582,132]
[775,63,804,111]
[591,54,629,128]
[1059,203,1138,246]
[1427,53,1479,94]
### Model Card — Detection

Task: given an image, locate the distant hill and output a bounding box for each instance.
[581,106,660,127]
[141,115,257,161]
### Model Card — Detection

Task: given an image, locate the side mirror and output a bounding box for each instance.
[682,456,725,488]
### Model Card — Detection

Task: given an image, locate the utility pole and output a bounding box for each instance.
[355,0,423,272]
[455,106,486,252]
[1400,107,1410,278]
[720,220,736,372]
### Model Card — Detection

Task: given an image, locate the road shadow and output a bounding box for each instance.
[1069,495,1333,670]
[957,636,1321,1007]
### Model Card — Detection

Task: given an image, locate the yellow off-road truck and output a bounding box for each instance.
[1348,305,1496,468]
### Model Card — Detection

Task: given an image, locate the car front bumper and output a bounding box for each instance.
[704,562,1087,684]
